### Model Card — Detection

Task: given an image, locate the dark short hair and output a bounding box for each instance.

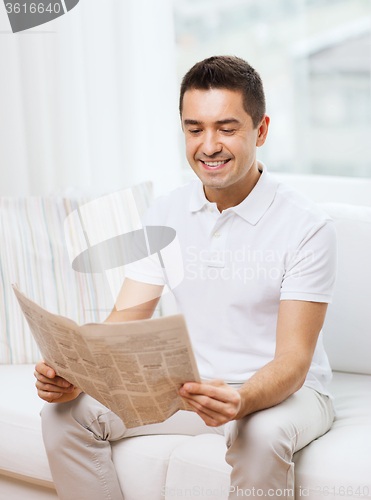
[179,55,266,128]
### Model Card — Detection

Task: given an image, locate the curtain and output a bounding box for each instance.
[0,0,183,197]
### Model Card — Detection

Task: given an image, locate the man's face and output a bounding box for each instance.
[181,88,268,205]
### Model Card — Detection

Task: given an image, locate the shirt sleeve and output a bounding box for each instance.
[280,219,337,303]
[125,253,166,286]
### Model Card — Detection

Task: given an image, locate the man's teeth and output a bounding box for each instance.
[203,160,228,166]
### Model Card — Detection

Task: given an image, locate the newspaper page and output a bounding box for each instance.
[13,285,200,429]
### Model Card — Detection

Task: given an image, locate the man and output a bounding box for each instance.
[35,56,336,499]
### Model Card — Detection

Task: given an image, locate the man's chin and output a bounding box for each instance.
[191,168,229,187]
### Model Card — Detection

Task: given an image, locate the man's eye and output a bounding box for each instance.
[189,129,201,134]
[221,129,235,134]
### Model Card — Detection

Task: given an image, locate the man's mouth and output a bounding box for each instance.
[200,159,231,170]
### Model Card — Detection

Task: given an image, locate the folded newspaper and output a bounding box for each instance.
[13,285,200,429]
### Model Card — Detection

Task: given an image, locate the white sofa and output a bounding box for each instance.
[1,173,371,500]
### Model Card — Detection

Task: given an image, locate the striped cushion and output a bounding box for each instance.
[0,183,152,364]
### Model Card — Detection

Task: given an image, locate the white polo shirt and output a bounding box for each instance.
[125,163,337,396]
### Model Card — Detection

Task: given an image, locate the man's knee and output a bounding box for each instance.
[226,409,293,462]
[41,393,125,448]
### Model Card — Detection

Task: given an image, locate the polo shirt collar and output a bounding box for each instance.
[189,162,278,225]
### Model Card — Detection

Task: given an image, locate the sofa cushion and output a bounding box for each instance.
[112,435,194,500]
[1,365,371,499]
[294,371,371,499]
[0,476,57,500]
[164,434,231,500]
[319,203,371,375]
[0,364,53,487]
[0,182,152,364]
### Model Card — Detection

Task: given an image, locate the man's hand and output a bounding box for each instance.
[179,379,242,427]
[34,360,82,403]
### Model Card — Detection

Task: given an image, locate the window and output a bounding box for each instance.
[173,0,371,178]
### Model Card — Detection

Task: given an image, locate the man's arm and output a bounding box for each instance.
[179,300,328,427]
[104,278,164,322]
[35,279,164,403]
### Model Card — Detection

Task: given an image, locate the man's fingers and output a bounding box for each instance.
[35,379,74,394]
[181,382,235,404]
[182,393,230,416]
[35,360,56,379]
[182,395,218,416]
[37,389,63,403]
[179,382,242,424]
[181,396,226,426]
[195,408,220,427]
[34,370,71,388]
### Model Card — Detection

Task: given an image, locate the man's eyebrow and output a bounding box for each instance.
[215,118,240,125]
[183,119,202,126]
[183,118,241,126]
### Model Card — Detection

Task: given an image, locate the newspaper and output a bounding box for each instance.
[13,285,200,429]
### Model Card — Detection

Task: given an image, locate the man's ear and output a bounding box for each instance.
[256,115,270,147]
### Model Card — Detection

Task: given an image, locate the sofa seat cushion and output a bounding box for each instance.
[164,434,232,499]
[0,364,53,487]
[294,371,371,498]
[2,366,371,498]
[112,435,194,500]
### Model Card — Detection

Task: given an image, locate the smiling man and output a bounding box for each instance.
[36,56,337,500]
[182,87,268,211]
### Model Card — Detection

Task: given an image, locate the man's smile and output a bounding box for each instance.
[200,159,231,170]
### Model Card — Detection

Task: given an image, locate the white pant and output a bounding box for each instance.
[41,385,334,500]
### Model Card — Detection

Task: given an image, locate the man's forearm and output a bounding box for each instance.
[236,353,310,419]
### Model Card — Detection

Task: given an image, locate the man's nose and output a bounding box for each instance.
[202,131,222,157]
